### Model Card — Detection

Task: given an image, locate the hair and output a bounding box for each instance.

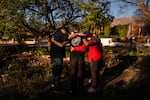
[61,26,69,33]
[87,32,93,37]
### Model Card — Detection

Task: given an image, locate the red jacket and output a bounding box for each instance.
[73,39,103,62]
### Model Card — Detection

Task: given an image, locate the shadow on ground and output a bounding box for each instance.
[1,56,150,100]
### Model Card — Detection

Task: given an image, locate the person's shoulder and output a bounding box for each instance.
[54,30,62,36]
[92,37,100,41]
[55,30,60,34]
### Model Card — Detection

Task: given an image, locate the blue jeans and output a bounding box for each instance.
[51,58,63,89]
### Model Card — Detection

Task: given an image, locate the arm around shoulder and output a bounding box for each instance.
[51,36,68,47]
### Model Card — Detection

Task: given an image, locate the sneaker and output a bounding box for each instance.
[51,84,55,88]
[88,87,96,93]
[88,79,92,84]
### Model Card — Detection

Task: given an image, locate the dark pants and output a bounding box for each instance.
[51,58,63,89]
[70,51,85,95]
[90,59,103,89]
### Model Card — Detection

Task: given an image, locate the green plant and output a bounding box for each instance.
[65,47,70,57]
[7,59,48,100]
[104,25,111,37]
[128,51,147,56]
[33,47,47,55]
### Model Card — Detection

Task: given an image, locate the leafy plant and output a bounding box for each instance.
[33,47,47,55]
[6,59,48,100]
[128,51,147,56]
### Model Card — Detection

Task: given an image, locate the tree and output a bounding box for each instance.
[0,0,83,41]
[19,0,84,40]
[115,0,150,20]
[116,24,128,37]
[132,9,150,36]
[108,0,150,38]
[76,0,114,35]
[0,0,114,41]
[0,0,24,38]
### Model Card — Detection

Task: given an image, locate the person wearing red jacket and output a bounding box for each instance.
[71,32,103,93]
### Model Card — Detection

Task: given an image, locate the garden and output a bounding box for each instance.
[1,0,150,100]
[0,43,150,100]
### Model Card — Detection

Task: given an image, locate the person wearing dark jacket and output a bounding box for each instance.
[69,29,86,96]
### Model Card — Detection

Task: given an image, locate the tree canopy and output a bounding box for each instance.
[76,0,113,33]
[0,0,113,40]
[115,0,150,20]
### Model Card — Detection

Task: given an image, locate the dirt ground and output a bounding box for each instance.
[0,52,150,100]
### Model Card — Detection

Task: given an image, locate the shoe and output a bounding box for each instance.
[51,84,55,88]
[88,78,92,84]
[88,87,96,93]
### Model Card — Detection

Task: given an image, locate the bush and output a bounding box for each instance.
[33,47,47,55]
[7,60,48,99]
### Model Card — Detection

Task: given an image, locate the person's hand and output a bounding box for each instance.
[68,34,78,39]
[51,36,55,42]
[78,32,87,36]
[87,37,91,40]
[70,46,74,52]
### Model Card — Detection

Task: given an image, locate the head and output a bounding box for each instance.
[87,32,97,37]
[60,27,69,34]
[87,32,93,37]
[71,28,79,34]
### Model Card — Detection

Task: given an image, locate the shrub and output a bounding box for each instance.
[33,47,47,55]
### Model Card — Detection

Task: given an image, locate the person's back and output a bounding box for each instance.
[87,36,103,63]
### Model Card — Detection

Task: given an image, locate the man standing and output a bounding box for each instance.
[49,27,77,92]
[49,27,69,92]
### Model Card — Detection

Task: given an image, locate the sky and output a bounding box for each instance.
[110,1,136,19]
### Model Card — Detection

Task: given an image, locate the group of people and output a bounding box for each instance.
[49,27,104,96]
